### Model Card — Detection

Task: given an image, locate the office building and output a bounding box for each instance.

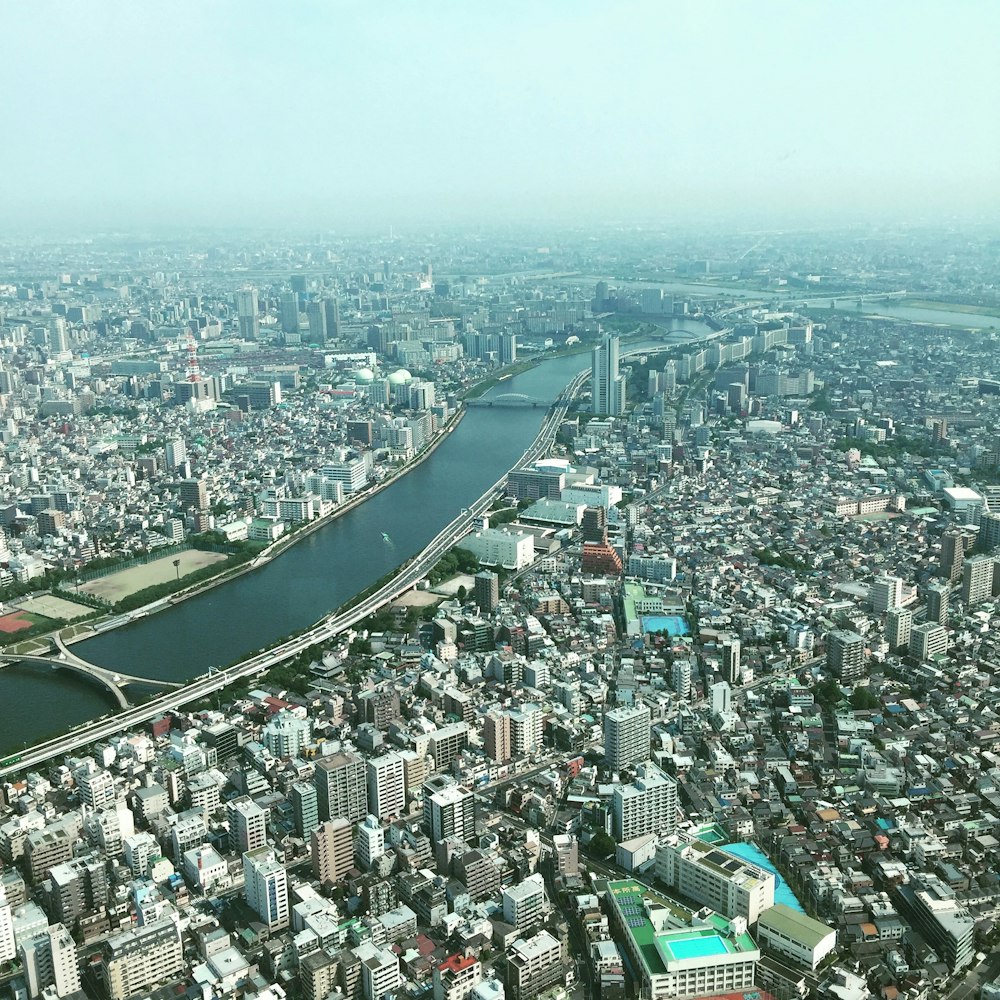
[315,751,368,823]
[424,783,475,843]
[20,922,80,999]
[721,638,741,684]
[592,333,626,415]
[909,622,949,661]
[236,288,260,341]
[612,762,678,842]
[355,941,400,1000]
[433,953,482,1000]
[462,527,535,571]
[243,847,289,932]
[508,704,544,758]
[897,873,974,971]
[502,873,547,933]
[826,629,865,682]
[962,554,996,606]
[711,681,731,715]
[179,477,208,512]
[605,703,651,771]
[307,300,327,344]
[654,832,775,925]
[164,438,187,471]
[474,571,499,613]
[483,711,512,763]
[581,505,608,543]
[940,530,967,583]
[756,904,837,971]
[355,815,386,870]
[870,575,903,613]
[925,581,950,625]
[506,930,564,1000]
[290,781,319,839]
[885,608,912,650]
[367,753,406,820]
[228,797,267,854]
[311,818,354,887]
[979,511,1000,551]
[280,291,299,334]
[324,297,341,340]
[98,914,185,1000]
[607,880,759,1000]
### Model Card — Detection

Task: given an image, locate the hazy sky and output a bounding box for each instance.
[4,1,999,231]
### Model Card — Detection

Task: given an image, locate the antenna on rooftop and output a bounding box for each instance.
[185,332,201,383]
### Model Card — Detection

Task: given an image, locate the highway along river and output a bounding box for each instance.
[0,323,708,753]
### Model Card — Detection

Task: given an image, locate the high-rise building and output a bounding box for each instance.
[164,438,187,471]
[552,834,580,876]
[280,291,300,334]
[228,797,267,854]
[925,582,951,625]
[885,608,913,650]
[262,711,311,758]
[506,929,564,1000]
[423,783,475,843]
[711,681,732,715]
[290,781,319,839]
[961,554,996,606]
[508,704,544,758]
[179,477,208,512]
[323,297,341,340]
[721,637,741,684]
[671,660,692,698]
[354,941,400,1000]
[978,511,1000,551]
[98,915,184,1000]
[483,712,512,763]
[236,288,260,341]
[897,873,974,971]
[314,751,368,823]
[307,300,327,345]
[311,818,353,887]
[909,622,949,662]
[502,873,547,933]
[611,762,678,841]
[826,629,865,682]
[870,575,904,613]
[0,884,13,963]
[367,752,406,820]
[355,814,385,870]
[592,333,626,415]
[20,922,80,999]
[474,571,499,613]
[580,506,608,543]
[604,703,651,771]
[940,530,967,584]
[243,847,289,932]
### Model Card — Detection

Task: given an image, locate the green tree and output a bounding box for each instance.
[850,686,880,711]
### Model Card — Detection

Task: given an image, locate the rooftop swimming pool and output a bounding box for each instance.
[666,934,729,961]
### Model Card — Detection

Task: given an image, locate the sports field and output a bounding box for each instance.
[18,594,93,620]
[0,611,46,634]
[79,550,228,603]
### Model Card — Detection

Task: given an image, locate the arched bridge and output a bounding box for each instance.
[1,634,183,709]
[466,393,568,408]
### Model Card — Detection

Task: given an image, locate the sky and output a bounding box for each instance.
[3,1,999,232]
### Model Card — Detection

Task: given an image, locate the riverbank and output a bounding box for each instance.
[900,298,1000,319]
[52,407,467,648]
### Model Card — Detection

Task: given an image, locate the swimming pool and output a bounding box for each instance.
[666,934,729,961]
[642,615,690,636]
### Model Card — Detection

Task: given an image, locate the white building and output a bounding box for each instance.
[261,711,311,759]
[757,903,837,971]
[183,844,227,894]
[354,941,400,1000]
[20,923,81,999]
[604,703,651,771]
[508,704,544,758]
[243,847,289,932]
[355,815,386,870]
[367,752,406,820]
[462,527,535,571]
[0,884,14,963]
[502,874,547,933]
[612,762,678,842]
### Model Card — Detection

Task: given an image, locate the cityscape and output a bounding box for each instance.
[3,6,1000,1000]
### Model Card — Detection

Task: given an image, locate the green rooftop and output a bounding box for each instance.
[758,903,833,949]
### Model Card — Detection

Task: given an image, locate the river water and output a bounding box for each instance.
[0,322,708,752]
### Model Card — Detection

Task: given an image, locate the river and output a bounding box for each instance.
[0,321,710,753]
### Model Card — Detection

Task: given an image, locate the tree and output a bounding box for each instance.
[850,686,880,711]
[457,585,467,601]
[589,832,616,857]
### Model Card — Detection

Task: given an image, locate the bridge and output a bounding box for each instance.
[466,393,563,408]
[0,632,184,710]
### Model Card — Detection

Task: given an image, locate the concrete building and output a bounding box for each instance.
[604,703,651,771]
[355,941,401,1000]
[311,818,354,887]
[909,622,949,661]
[314,751,368,824]
[870,575,903,613]
[654,832,776,925]
[19,922,80,999]
[424,783,475,843]
[483,712,512,763]
[355,815,386,870]
[502,873,547,933]
[433,953,482,1000]
[506,929,564,1000]
[508,705,544,758]
[897,873,974,972]
[228,797,267,854]
[290,781,319,839]
[98,914,185,1000]
[592,333,626,416]
[962,554,996,606]
[612,762,678,842]
[826,629,865,682]
[462,527,535,571]
[756,903,837,971]
[885,608,913,650]
[367,752,406,821]
[243,847,289,932]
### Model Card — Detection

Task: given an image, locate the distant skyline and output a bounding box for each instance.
[4,1,1000,232]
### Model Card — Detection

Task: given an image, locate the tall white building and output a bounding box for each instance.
[367,753,406,821]
[236,288,260,341]
[0,884,14,963]
[424,784,475,843]
[98,914,184,1000]
[355,815,386,870]
[228,797,267,854]
[604,703,651,771]
[870,575,904,613]
[711,681,732,715]
[123,832,159,879]
[354,941,401,1000]
[20,922,81,999]
[261,711,311,758]
[243,847,289,932]
[592,333,626,415]
[612,762,678,842]
[508,704,544,758]
[502,873,547,933]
